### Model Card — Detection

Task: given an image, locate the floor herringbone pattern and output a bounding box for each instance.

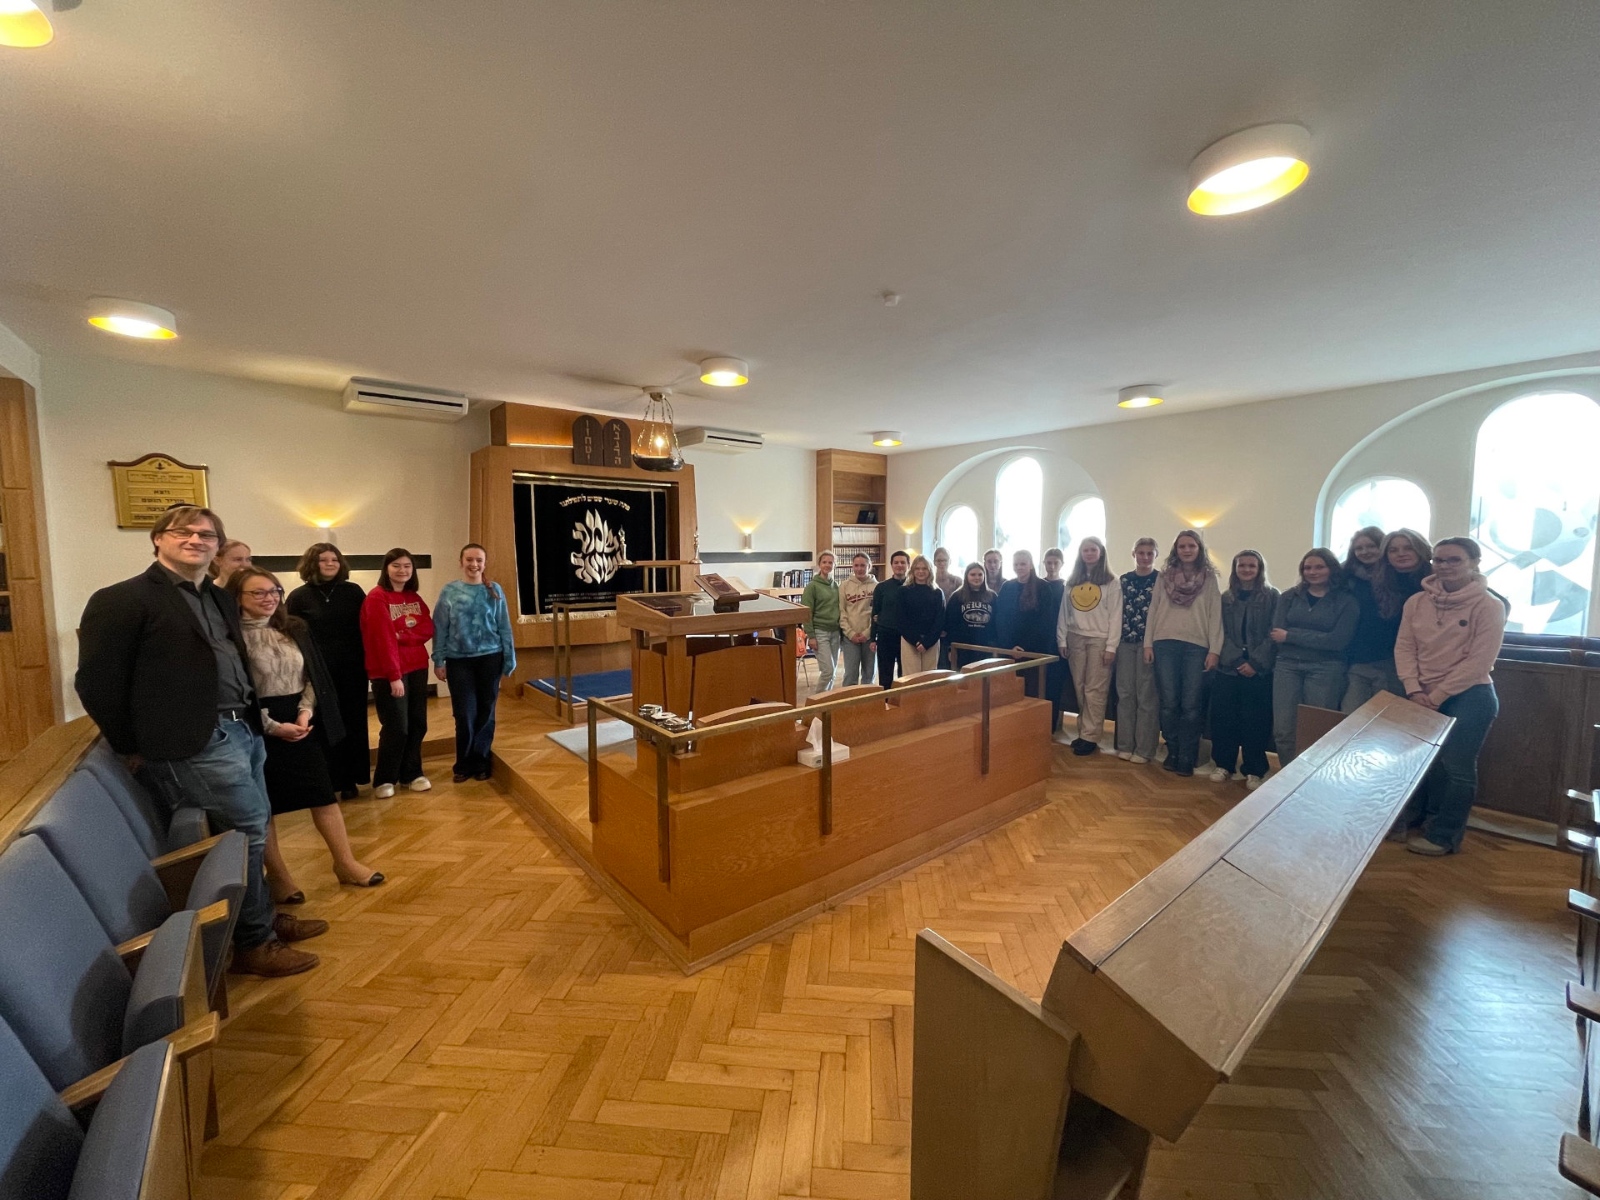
[202,714,1583,1200]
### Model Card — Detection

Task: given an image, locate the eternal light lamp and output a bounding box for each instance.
[87,298,179,340]
[1187,123,1311,216]
[698,357,749,387]
[0,0,53,48]
[632,389,683,472]
[1117,385,1164,410]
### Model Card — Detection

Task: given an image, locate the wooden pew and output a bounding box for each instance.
[910,692,1453,1200]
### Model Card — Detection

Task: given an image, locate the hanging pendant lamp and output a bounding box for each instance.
[633,389,683,472]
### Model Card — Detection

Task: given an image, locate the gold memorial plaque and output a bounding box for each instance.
[109,453,211,529]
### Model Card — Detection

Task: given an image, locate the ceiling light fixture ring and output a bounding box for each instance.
[1187,122,1311,216]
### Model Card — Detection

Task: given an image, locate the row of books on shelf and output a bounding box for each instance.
[774,568,815,588]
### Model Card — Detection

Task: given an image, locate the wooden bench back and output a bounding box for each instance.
[670,703,804,792]
[803,686,905,746]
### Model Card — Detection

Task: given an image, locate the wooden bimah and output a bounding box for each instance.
[910,692,1454,1200]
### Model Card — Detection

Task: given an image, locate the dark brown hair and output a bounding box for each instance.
[1432,535,1482,563]
[460,543,487,559]
[1373,529,1432,618]
[1163,529,1217,575]
[1342,525,1386,575]
[1227,550,1270,597]
[225,567,305,636]
[1295,547,1344,594]
[381,547,420,592]
[148,504,226,555]
[297,542,349,583]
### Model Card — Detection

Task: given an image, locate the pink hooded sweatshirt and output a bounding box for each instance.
[1393,573,1506,707]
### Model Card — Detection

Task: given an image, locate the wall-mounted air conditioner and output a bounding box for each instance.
[342,378,470,422]
[678,426,764,453]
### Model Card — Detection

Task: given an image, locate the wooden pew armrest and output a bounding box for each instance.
[115,900,227,972]
[151,833,226,911]
[1571,890,1600,922]
[59,1012,220,1112]
[1561,1133,1600,1195]
[1569,981,1600,1023]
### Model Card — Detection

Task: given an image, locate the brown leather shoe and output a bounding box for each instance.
[273,913,329,942]
[230,939,319,977]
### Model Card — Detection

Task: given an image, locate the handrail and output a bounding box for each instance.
[548,599,616,724]
[585,645,1055,883]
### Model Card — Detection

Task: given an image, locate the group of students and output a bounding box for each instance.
[800,524,1506,857]
[74,505,516,978]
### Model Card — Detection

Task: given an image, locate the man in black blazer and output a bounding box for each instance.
[77,505,326,977]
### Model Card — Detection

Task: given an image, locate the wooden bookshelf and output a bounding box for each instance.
[815,449,888,571]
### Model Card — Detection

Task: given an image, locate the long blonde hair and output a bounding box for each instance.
[1066,537,1113,587]
[908,554,934,585]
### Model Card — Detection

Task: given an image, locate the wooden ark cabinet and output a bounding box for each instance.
[0,376,58,761]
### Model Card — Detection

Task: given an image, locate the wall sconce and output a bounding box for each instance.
[313,519,338,544]
[743,529,754,552]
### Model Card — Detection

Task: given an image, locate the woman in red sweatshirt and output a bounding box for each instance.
[1392,536,1507,856]
[361,547,436,797]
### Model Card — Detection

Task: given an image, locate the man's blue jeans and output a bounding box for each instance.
[144,716,275,949]
[1152,640,1208,771]
[1400,683,1500,852]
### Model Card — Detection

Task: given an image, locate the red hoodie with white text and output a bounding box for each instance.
[360,587,435,681]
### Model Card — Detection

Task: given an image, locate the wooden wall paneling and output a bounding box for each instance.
[0,638,23,762]
[1477,660,1577,822]
[910,930,1079,1200]
[0,377,59,760]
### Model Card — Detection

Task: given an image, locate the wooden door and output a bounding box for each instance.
[0,377,57,761]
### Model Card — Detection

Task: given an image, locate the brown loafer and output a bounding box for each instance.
[273,913,330,942]
[230,939,319,977]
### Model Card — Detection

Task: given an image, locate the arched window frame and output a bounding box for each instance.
[937,503,980,571]
[993,454,1044,567]
[1328,476,1433,554]
[1056,494,1107,558]
[1468,390,1600,635]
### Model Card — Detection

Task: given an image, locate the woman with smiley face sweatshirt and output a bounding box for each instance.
[1055,537,1121,754]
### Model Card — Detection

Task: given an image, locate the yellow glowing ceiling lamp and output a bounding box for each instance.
[870,431,903,447]
[698,357,749,387]
[1116,385,1163,410]
[87,298,179,340]
[1187,123,1311,216]
[0,0,53,48]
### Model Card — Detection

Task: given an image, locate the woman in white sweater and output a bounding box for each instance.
[1142,529,1223,776]
[1056,537,1122,756]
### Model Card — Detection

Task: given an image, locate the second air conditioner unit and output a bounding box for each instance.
[678,426,764,453]
[342,378,471,422]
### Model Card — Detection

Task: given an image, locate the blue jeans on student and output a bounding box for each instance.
[841,637,875,687]
[811,629,842,691]
[1152,640,1208,771]
[1272,657,1347,764]
[143,716,274,950]
[1400,683,1499,852]
[445,652,504,777]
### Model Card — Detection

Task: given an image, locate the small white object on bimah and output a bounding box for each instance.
[797,716,850,768]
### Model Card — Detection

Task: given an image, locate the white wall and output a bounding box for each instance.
[890,351,1600,592]
[0,317,41,389]
[37,353,489,717]
[683,441,818,587]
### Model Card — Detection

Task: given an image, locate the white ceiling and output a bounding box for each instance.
[1,1,1597,449]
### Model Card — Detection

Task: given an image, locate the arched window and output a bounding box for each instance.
[994,456,1043,566]
[1470,391,1600,634]
[939,505,979,571]
[1056,496,1106,558]
[1329,477,1432,555]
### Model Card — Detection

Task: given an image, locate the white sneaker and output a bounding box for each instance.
[1207,767,1230,782]
[1231,772,1246,781]
[408,776,432,793]
[1245,775,1264,791]
[1117,750,1133,761]
[1129,754,1149,764]
[373,783,396,799]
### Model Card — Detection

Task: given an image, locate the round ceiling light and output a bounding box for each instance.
[871,431,903,447]
[0,1,53,48]
[1187,123,1310,216]
[87,298,179,340]
[698,357,749,387]
[1117,385,1164,410]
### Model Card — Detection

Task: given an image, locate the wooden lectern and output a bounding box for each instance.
[615,592,808,718]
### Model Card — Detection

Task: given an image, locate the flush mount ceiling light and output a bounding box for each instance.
[86,298,178,340]
[870,431,903,447]
[1187,123,1311,216]
[698,357,749,387]
[1117,385,1164,410]
[0,0,53,48]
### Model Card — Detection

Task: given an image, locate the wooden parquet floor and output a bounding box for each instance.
[202,718,1585,1200]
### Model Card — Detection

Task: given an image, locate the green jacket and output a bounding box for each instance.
[800,574,840,633]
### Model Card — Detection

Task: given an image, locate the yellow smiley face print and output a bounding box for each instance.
[1071,582,1101,612]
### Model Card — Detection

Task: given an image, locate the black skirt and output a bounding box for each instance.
[262,694,337,815]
